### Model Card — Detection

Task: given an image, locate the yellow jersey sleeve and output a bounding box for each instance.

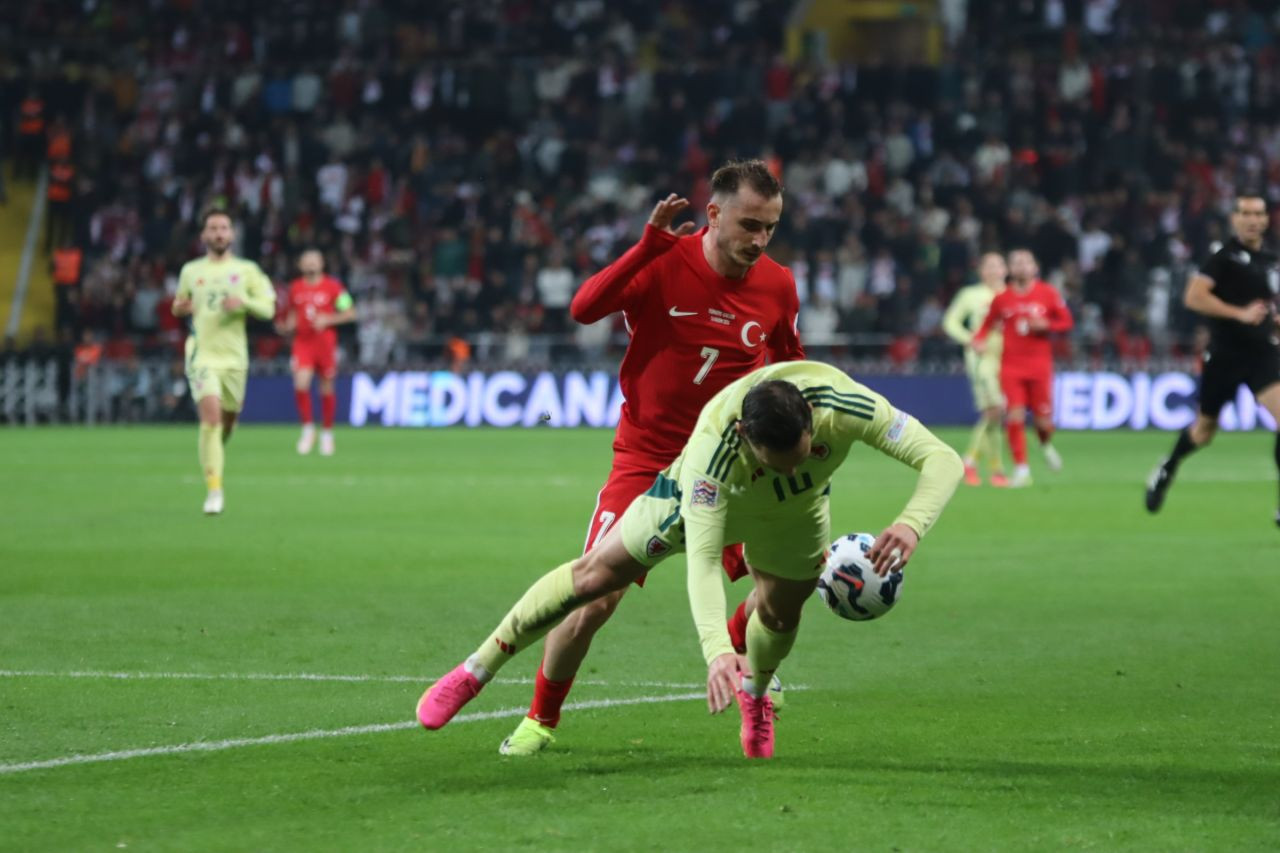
[856,400,964,538]
[942,284,980,346]
[175,262,195,307]
[676,423,740,665]
[241,262,277,320]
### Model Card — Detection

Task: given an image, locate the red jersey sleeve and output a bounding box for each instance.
[1045,286,1073,333]
[767,273,805,362]
[972,291,1003,342]
[570,225,680,324]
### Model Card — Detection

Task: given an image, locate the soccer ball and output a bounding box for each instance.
[815,532,904,621]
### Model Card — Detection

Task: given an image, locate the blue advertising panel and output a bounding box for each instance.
[237,369,1275,431]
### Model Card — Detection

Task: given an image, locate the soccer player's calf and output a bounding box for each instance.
[525,463,752,732]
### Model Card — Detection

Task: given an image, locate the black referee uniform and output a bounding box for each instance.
[1195,238,1280,416]
[1146,236,1280,521]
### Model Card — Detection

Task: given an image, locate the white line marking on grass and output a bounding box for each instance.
[0,692,704,775]
[0,669,713,690]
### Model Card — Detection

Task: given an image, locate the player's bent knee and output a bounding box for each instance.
[570,555,633,601]
[569,590,625,632]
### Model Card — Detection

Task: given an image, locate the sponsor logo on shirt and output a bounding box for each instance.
[810,443,830,459]
[709,308,735,326]
[1232,250,1252,265]
[887,408,908,442]
[668,307,698,317]
[691,478,719,507]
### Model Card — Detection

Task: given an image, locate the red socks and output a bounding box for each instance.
[529,662,574,727]
[295,389,312,424]
[321,392,336,429]
[1007,420,1028,465]
[727,600,750,654]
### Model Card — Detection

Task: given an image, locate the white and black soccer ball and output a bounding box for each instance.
[815,532,904,621]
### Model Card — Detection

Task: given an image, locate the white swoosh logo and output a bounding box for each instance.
[668,307,698,317]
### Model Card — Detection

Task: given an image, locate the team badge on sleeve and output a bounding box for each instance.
[887,409,908,442]
[645,536,670,557]
[691,479,719,507]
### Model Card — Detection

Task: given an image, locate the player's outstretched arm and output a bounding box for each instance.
[941,290,974,346]
[679,464,738,712]
[569,194,693,324]
[859,404,964,575]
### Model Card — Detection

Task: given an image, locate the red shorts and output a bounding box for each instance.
[1001,370,1053,418]
[584,455,749,586]
[291,340,337,378]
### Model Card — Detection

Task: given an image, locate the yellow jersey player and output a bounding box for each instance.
[415,361,963,758]
[942,252,1008,487]
[172,208,277,514]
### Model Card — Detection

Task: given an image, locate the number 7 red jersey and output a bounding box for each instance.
[572,225,805,468]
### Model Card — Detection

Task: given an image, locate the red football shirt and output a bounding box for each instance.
[572,225,805,467]
[286,276,351,348]
[973,279,1073,376]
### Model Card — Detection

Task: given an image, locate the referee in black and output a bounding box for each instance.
[1146,192,1280,525]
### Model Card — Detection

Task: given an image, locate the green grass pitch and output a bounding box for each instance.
[1,425,1278,851]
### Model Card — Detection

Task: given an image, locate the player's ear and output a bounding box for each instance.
[707,201,720,228]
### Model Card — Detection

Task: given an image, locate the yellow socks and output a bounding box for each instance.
[983,417,1004,472]
[743,611,797,697]
[472,561,581,675]
[198,422,224,491]
[963,417,986,463]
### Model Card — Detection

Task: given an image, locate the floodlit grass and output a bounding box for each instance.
[2,425,1278,851]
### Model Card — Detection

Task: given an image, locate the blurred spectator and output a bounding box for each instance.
[2,0,1274,376]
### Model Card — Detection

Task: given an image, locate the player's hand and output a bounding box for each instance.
[648,193,697,238]
[1237,300,1269,326]
[172,298,192,316]
[971,338,987,355]
[222,295,244,313]
[706,653,742,714]
[867,523,919,576]
[312,314,330,331]
[1027,315,1050,332]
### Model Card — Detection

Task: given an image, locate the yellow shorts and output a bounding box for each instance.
[619,474,832,581]
[968,358,1003,411]
[187,365,247,412]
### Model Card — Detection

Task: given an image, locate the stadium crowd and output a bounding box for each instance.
[5,0,1280,372]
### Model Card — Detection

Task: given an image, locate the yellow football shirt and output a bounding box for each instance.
[667,361,963,663]
[175,256,277,369]
[943,283,1003,373]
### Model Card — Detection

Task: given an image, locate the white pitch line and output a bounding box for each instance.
[0,692,704,775]
[0,669,711,690]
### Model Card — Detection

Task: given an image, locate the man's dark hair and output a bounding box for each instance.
[200,205,233,228]
[740,380,812,451]
[710,159,782,200]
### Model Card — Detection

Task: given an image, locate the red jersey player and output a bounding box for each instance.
[972,248,1073,487]
[497,160,805,755]
[276,249,356,456]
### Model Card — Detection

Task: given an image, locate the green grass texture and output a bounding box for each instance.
[2,425,1278,852]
